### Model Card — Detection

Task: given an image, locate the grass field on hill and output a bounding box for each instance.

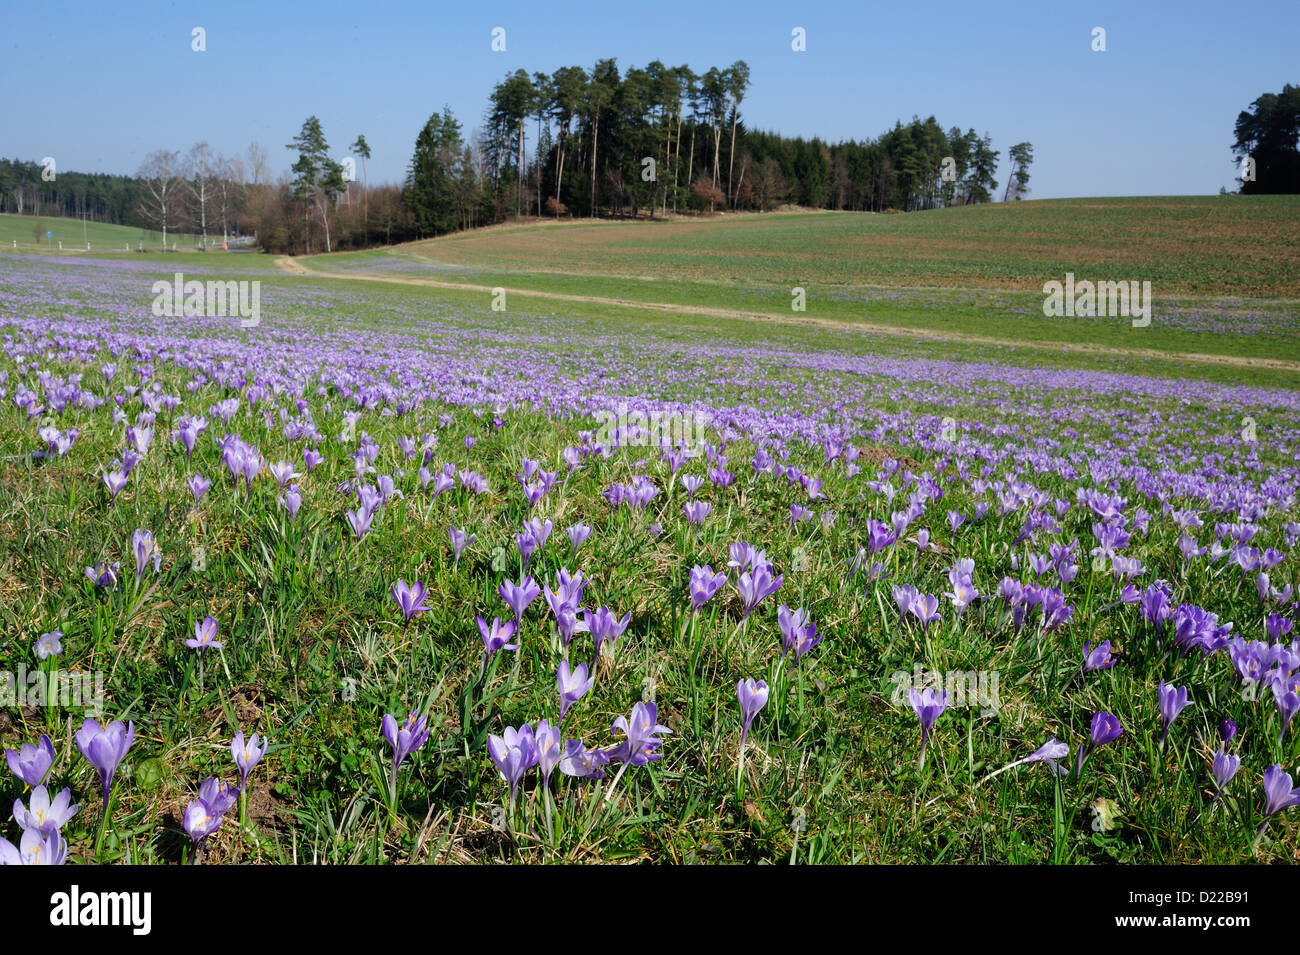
[295,197,1300,365]
[0,213,209,253]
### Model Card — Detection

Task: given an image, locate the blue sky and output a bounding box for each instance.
[3,0,1295,198]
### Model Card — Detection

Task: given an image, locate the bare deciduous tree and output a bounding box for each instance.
[137,150,181,250]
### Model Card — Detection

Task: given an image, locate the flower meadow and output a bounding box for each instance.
[1,253,1298,864]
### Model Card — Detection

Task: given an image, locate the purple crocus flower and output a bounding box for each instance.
[449,526,474,565]
[346,506,374,540]
[477,615,520,658]
[75,718,135,810]
[736,563,783,620]
[588,606,631,662]
[1272,682,1300,743]
[279,484,302,521]
[13,785,78,836]
[908,593,942,636]
[536,720,563,784]
[382,711,430,774]
[231,731,267,791]
[737,678,769,751]
[85,561,120,590]
[102,468,129,501]
[1157,681,1190,748]
[688,564,726,612]
[1212,750,1241,795]
[607,701,672,767]
[34,631,63,660]
[684,500,711,527]
[381,711,431,810]
[131,529,161,580]
[187,615,222,652]
[909,687,947,768]
[777,604,821,663]
[182,796,224,850]
[1220,719,1238,745]
[198,776,239,817]
[499,576,541,621]
[0,828,67,865]
[488,724,538,810]
[1263,764,1300,817]
[5,734,54,787]
[187,473,210,505]
[557,659,594,723]
[1082,640,1115,673]
[567,522,593,551]
[1090,711,1124,746]
[558,738,610,779]
[390,579,430,626]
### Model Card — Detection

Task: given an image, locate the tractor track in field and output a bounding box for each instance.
[274,256,1300,373]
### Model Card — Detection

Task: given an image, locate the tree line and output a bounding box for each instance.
[4,59,1036,254]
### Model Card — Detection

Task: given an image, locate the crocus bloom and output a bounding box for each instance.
[187,615,222,651]
[688,564,726,612]
[777,604,821,663]
[34,631,63,660]
[75,718,135,809]
[909,687,947,767]
[1212,750,1241,794]
[280,484,302,521]
[449,526,474,563]
[982,737,1071,783]
[198,776,239,817]
[684,500,711,526]
[536,720,563,783]
[102,468,129,500]
[736,563,783,619]
[487,724,538,808]
[1273,683,1300,742]
[390,579,430,625]
[567,522,593,551]
[1157,681,1190,748]
[1082,640,1115,673]
[608,701,672,767]
[908,593,942,635]
[231,731,267,791]
[1090,711,1124,746]
[382,711,430,774]
[558,739,610,779]
[5,735,54,787]
[588,607,631,661]
[0,828,67,865]
[131,529,161,580]
[557,659,594,722]
[477,615,520,656]
[1220,719,1238,745]
[13,786,78,836]
[85,561,120,590]
[182,798,224,848]
[1263,764,1300,816]
[737,678,769,750]
[187,473,211,505]
[346,506,374,539]
[499,576,541,621]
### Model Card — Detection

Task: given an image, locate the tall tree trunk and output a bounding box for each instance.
[673,112,683,213]
[589,117,599,218]
[727,108,738,203]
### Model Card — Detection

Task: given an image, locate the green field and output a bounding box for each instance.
[0,212,209,253]
[293,197,1300,365]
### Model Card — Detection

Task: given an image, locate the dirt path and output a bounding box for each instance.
[273,257,1300,373]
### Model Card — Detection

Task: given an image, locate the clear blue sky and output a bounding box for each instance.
[3,0,1295,198]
